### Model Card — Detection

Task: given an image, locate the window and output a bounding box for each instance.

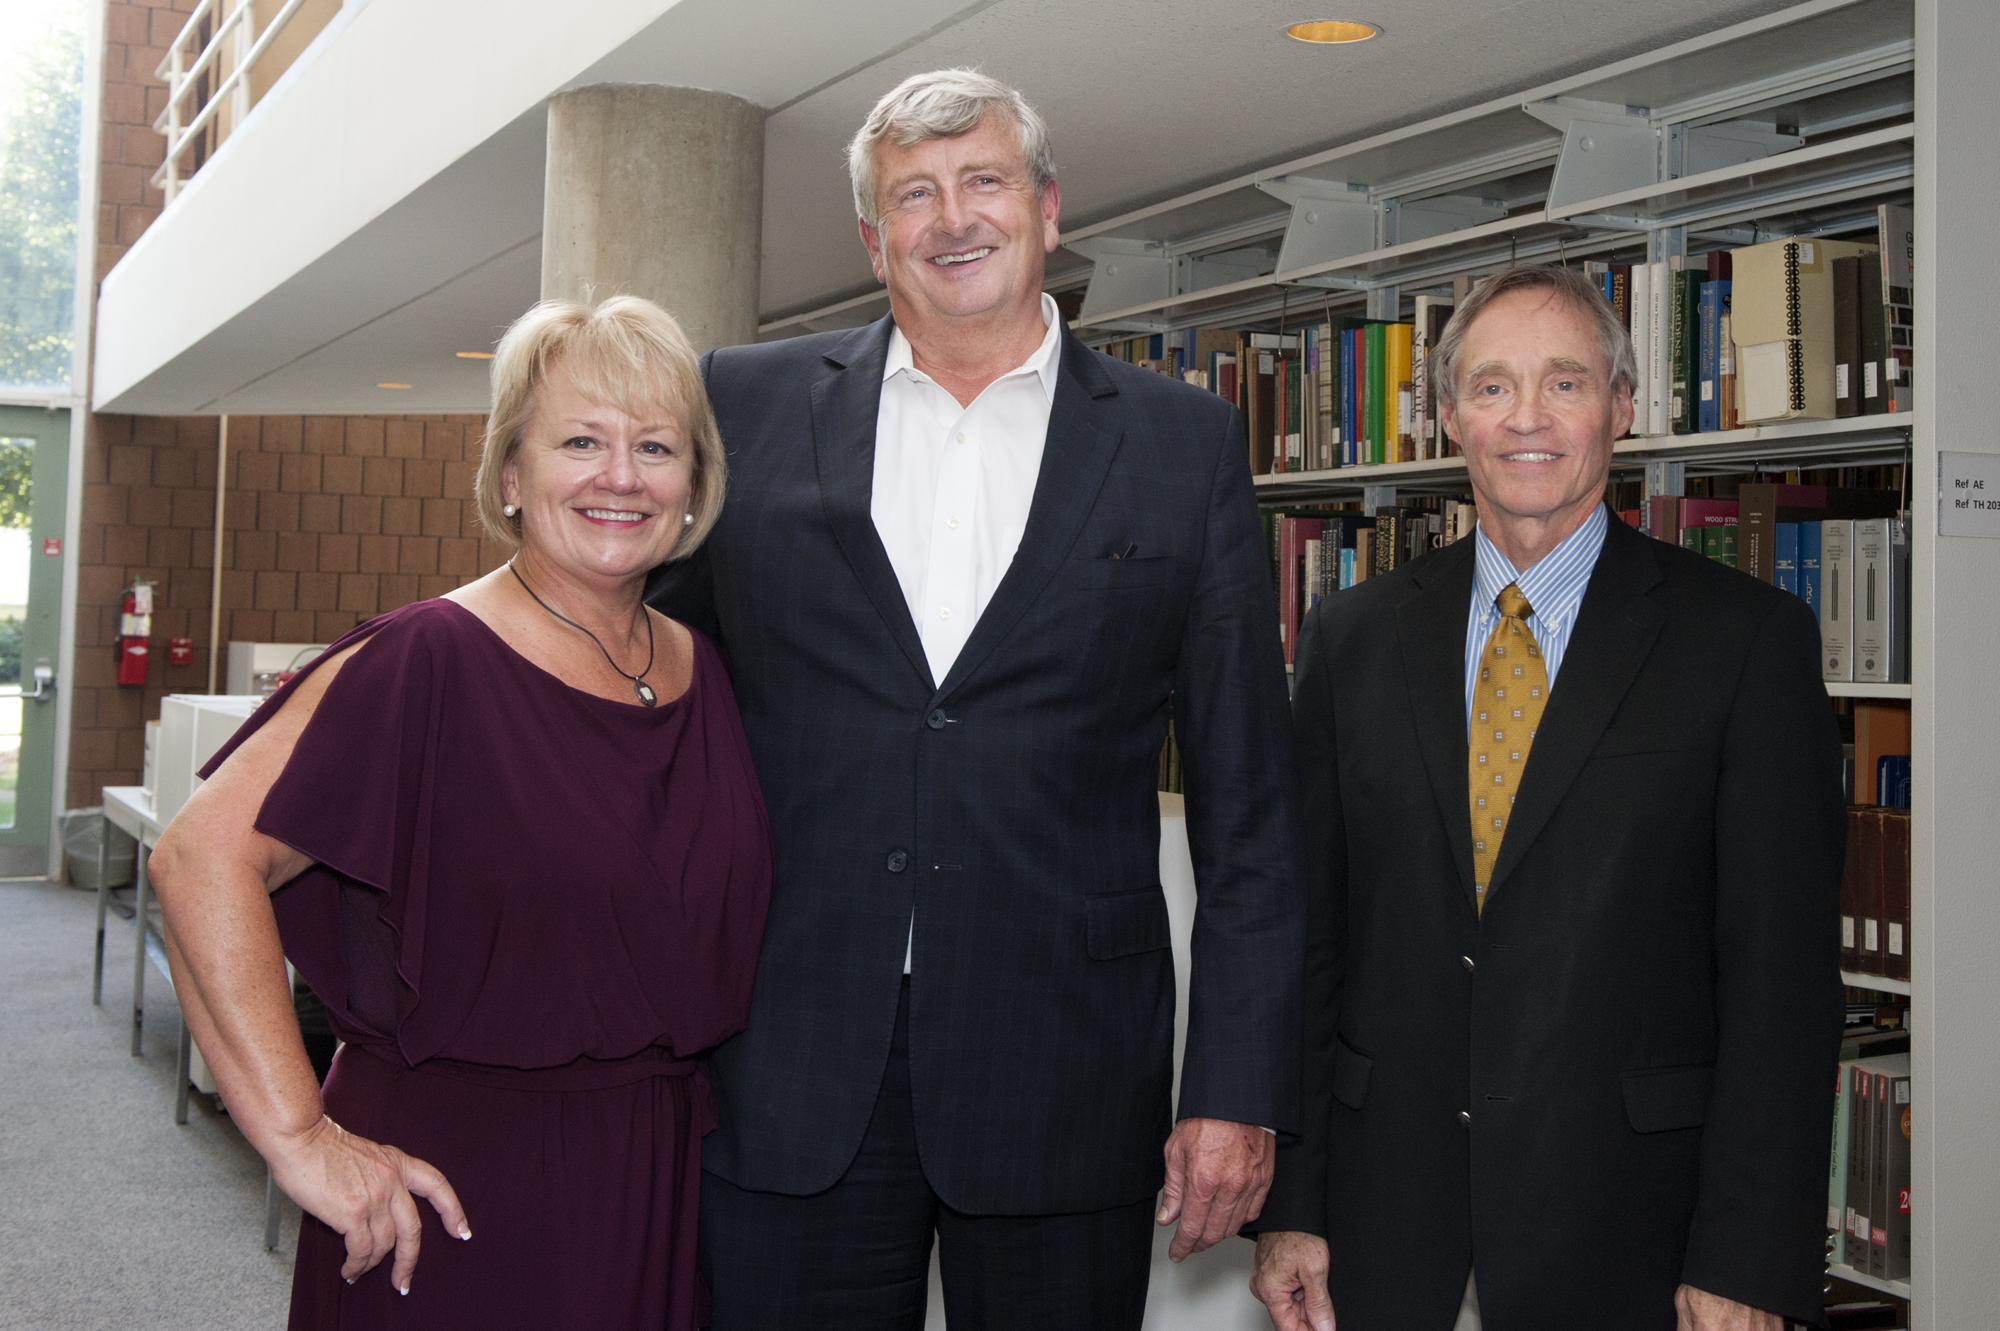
[0,0,84,393]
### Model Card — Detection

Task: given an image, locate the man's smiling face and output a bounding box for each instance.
[859,111,1060,329]
[1441,287,1633,539]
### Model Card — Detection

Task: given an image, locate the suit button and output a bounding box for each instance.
[1457,1110,1471,1127]
[1461,955,1475,973]
[926,708,947,730]
[886,851,908,873]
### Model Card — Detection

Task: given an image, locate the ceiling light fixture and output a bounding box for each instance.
[377,382,413,389]
[1285,19,1380,43]
[455,351,495,359]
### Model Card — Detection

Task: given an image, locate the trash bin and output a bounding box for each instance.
[60,809,136,891]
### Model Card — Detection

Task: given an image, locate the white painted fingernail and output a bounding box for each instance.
[344,1278,355,1286]
[399,1285,409,1297]
[458,1224,471,1240]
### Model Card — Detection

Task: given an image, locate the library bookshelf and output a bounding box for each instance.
[1080,0,1957,1322]
[1833,1261,1915,1302]
[772,0,1996,1320]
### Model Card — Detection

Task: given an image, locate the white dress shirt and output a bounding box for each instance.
[872,292,1063,685]
[873,293,1062,973]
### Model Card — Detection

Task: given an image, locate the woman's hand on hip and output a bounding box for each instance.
[271,1115,471,1295]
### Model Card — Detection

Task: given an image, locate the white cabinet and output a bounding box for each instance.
[154,695,264,825]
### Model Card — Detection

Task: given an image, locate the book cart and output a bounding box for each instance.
[768,0,1994,1322]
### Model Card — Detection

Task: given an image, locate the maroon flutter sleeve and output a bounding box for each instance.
[200,604,453,1053]
[201,599,774,1070]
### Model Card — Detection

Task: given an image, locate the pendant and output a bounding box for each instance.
[635,680,658,707]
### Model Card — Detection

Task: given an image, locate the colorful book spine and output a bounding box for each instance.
[1629,262,1652,436]
[1387,323,1415,462]
[1340,330,1358,467]
[1671,264,1700,434]
[1698,281,1724,432]
[1364,322,1386,465]
[1798,520,1822,619]
[1828,1059,1852,1267]
[1821,518,1856,682]
[1718,289,1738,431]
[1774,523,1800,598]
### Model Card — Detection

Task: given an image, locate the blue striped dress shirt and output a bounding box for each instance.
[1464,503,1609,732]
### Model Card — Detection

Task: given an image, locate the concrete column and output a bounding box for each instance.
[542,84,764,353]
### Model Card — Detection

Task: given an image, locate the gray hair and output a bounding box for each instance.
[846,68,1056,226]
[1433,264,1637,409]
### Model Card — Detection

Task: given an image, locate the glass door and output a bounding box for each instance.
[0,405,68,862]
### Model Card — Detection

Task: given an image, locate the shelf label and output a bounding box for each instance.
[1938,451,2000,537]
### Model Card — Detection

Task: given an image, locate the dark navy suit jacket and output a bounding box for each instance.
[649,316,1302,1214]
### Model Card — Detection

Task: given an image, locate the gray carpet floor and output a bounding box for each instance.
[0,876,296,1329]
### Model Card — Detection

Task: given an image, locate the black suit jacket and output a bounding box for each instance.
[1257,513,1845,1329]
[649,317,1302,1214]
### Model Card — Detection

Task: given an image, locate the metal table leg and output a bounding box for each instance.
[174,1019,193,1125]
[92,821,109,1005]
[130,842,149,1056]
[264,1173,284,1252]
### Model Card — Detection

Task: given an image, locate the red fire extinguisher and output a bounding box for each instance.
[116,582,154,686]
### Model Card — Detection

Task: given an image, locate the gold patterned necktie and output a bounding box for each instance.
[1469,583,1548,913]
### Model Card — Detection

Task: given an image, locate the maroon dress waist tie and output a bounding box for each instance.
[342,1038,713,1104]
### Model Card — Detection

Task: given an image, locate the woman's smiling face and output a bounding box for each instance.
[503,365,694,585]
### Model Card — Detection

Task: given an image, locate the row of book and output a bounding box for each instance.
[1096,206,1914,482]
[1638,486,1909,683]
[1841,806,1911,982]
[1095,299,1465,476]
[1266,501,1478,663]
[1831,1045,1911,1283]
[1850,700,1910,810]
[1585,207,1912,438]
[1590,250,1741,435]
[1197,315,1456,475]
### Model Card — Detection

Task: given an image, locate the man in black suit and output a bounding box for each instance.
[651,69,1300,1328]
[1248,265,1845,1331]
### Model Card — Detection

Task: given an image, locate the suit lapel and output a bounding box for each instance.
[809,317,934,690]
[1396,540,1481,912]
[936,331,1124,700]
[1485,516,1666,897]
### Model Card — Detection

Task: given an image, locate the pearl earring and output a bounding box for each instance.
[683,513,694,526]
[502,504,518,517]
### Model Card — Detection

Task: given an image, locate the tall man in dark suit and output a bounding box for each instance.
[1248,265,1845,1331]
[650,69,1301,1329]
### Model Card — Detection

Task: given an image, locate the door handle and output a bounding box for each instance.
[26,659,54,703]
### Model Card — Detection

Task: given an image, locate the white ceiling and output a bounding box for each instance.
[98,0,1814,415]
[757,0,1803,319]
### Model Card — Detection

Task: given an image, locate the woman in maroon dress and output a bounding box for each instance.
[150,296,771,1329]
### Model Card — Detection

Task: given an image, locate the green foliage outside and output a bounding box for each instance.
[0,615,21,685]
[0,3,83,391]
[0,439,31,529]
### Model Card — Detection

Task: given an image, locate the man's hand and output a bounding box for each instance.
[1675,1284,1783,1331]
[1156,1117,1275,1261]
[1251,1230,1334,1331]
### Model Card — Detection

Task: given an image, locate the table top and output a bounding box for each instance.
[101,786,166,843]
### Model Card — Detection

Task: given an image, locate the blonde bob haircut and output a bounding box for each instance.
[475,295,724,561]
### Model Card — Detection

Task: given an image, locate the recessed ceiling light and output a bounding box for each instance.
[1286,19,1380,43]
[455,351,494,359]
[377,382,413,389]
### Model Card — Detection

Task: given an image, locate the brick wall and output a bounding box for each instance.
[69,414,508,808]
[72,2,504,808]
[98,0,183,281]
